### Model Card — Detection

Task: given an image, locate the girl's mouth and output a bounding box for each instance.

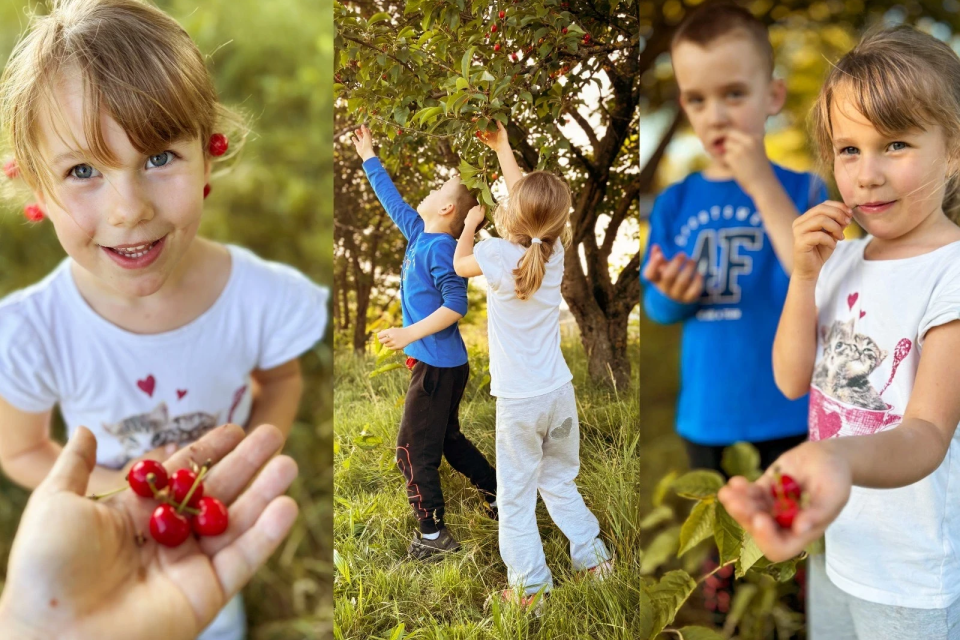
[854,201,897,214]
[100,236,167,270]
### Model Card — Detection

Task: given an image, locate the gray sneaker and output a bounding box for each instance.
[407,528,461,561]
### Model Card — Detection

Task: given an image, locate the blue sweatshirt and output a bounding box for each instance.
[362,158,469,368]
[642,164,827,446]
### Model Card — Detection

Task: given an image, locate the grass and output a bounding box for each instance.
[334,327,647,639]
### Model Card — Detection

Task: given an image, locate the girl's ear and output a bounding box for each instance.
[768,78,787,117]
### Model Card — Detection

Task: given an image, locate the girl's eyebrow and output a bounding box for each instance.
[52,150,87,165]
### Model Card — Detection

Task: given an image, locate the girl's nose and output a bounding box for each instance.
[105,178,155,228]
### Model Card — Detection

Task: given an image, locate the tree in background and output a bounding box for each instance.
[335,0,639,388]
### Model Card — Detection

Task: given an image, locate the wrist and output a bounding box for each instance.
[740,163,777,200]
[361,152,376,162]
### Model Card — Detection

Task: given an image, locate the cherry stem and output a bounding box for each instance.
[88,485,128,501]
[176,465,209,515]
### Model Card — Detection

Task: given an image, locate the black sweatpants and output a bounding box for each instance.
[683,433,808,477]
[395,361,497,534]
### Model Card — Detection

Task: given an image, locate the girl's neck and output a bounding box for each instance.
[864,208,960,260]
[71,238,232,334]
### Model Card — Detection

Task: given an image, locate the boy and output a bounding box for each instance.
[352,124,498,560]
[642,3,827,474]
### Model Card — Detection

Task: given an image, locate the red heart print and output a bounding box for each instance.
[177,389,188,400]
[847,293,859,310]
[137,375,156,397]
[860,310,866,319]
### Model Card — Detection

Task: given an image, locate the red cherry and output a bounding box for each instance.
[149,504,192,547]
[491,172,499,180]
[23,204,44,222]
[499,10,505,18]
[773,498,799,528]
[170,468,204,509]
[192,497,229,536]
[491,24,498,33]
[583,34,591,43]
[3,159,19,179]
[381,73,387,80]
[127,460,169,497]
[511,52,518,61]
[494,43,501,52]
[771,473,802,500]
[208,133,229,157]
[562,27,568,35]
[203,184,211,199]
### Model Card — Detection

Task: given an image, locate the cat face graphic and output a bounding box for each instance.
[102,403,220,461]
[820,318,887,379]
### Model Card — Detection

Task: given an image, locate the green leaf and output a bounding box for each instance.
[353,433,383,449]
[736,533,764,578]
[636,589,656,640]
[713,502,744,565]
[672,470,725,500]
[393,106,410,126]
[678,499,716,557]
[368,12,392,25]
[721,442,762,481]
[461,46,475,80]
[725,583,759,629]
[455,76,470,91]
[386,623,406,640]
[375,345,395,366]
[368,363,403,378]
[520,90,534,105]
[639,525,680,575]
[639,505,673,530]
[649,570,697,633]
[678,627,726,640]
[652,470,678,507]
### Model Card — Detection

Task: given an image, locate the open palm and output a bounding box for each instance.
[1,423,298,640]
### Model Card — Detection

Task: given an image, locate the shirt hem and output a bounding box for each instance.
[490,375,574,399]
[825,562,959,609]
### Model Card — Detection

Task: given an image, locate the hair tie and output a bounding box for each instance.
[530,237,542,245]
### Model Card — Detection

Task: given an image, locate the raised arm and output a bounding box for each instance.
[480,121,523,192]
[353,125,423,240]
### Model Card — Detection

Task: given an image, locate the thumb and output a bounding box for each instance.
[42,426,97,495]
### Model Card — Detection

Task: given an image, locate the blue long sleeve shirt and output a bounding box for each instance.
[641,164,828,446]
[362,158,469,368]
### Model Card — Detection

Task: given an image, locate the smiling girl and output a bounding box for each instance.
[718,26,960,639]
[0,1,326,637]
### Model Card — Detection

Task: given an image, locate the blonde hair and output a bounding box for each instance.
[1,0,247,199]
[810,25,960,220]
[494,171,572,300]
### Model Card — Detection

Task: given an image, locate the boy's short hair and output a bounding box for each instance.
[450,184,479,237]
[671,3,774,75]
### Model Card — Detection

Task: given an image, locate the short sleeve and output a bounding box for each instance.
[474,238,504,292]
[0,310,58,412]
[257,265,330,370]
[918,273,960,347]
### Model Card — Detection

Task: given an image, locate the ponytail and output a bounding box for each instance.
[513,238,554,300]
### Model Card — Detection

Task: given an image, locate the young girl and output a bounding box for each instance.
[719,26,960,638]
[454,122,612,606]
[0,1,327,638]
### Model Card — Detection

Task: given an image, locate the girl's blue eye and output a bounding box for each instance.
[147,151,174,168]
[70,164,99,180]
[889,141,907,151]
[839,146,858,156]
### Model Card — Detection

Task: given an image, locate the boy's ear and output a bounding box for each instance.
[438,202,456,217]
[767,78,787,117]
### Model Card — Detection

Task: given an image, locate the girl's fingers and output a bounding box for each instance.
[799,232,838,251]
[798,215,845,241]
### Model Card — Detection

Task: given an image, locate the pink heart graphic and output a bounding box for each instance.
[137,375,156,397]
[177,389,188,400]
[847,292,859,310]
[860,310,866,319]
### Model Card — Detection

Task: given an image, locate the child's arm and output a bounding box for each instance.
[479,122,523,192]
[721,320,960,562]
[723,129,802,274]
[454,205,486,278]
[353,125,423,240]
[378,307,463,351]
[642,244,703,324]
[771,202,852,398]
[245,359,303,440]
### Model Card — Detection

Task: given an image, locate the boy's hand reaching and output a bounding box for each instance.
[478,121,510,153]
[718,441,852,562]
[792,201,852,282]
[352,124,376,161]
[643,244,704,304]
[378,327,414,351]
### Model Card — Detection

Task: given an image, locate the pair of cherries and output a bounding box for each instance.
[127,459,229,547]
[769,472,803,528]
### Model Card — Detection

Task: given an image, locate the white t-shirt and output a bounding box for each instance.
[812,237,960,609]
[0,244,328,470]
[473,238,572,399]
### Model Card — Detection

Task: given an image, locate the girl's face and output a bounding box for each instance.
[831,96,950,240]
[35,74,210,298]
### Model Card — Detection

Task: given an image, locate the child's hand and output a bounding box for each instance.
[642,244,704,304]
[720,129,775,195]
[378,326,414,351]
[352,124,376,161]
[465,205,486,233]
[718,441,852,562]
[791,201,852,282]
[478,121,510,153]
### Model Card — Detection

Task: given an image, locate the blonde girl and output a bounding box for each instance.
[454,121,612,606]
[720,26,960,639]
[0,1,327,638]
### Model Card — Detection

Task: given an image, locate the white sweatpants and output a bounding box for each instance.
[496,382,611,595]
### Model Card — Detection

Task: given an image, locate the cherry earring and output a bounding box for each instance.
[208,133,229,157]
[203,184,211,199]
[23,204,44,222]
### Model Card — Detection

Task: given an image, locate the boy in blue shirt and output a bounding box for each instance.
[642,4,827,474]
[353,125,497,560]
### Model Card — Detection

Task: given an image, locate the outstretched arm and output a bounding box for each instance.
[480,121,524,192]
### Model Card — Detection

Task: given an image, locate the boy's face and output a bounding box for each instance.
[672,33,785,165]
[35,72,210,299]
[830,95,949,240]
[417,175,463,225]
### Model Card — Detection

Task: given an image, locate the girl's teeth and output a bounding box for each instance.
[112,242,155,258]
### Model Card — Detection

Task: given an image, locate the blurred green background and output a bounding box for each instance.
[0,0,333,638]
